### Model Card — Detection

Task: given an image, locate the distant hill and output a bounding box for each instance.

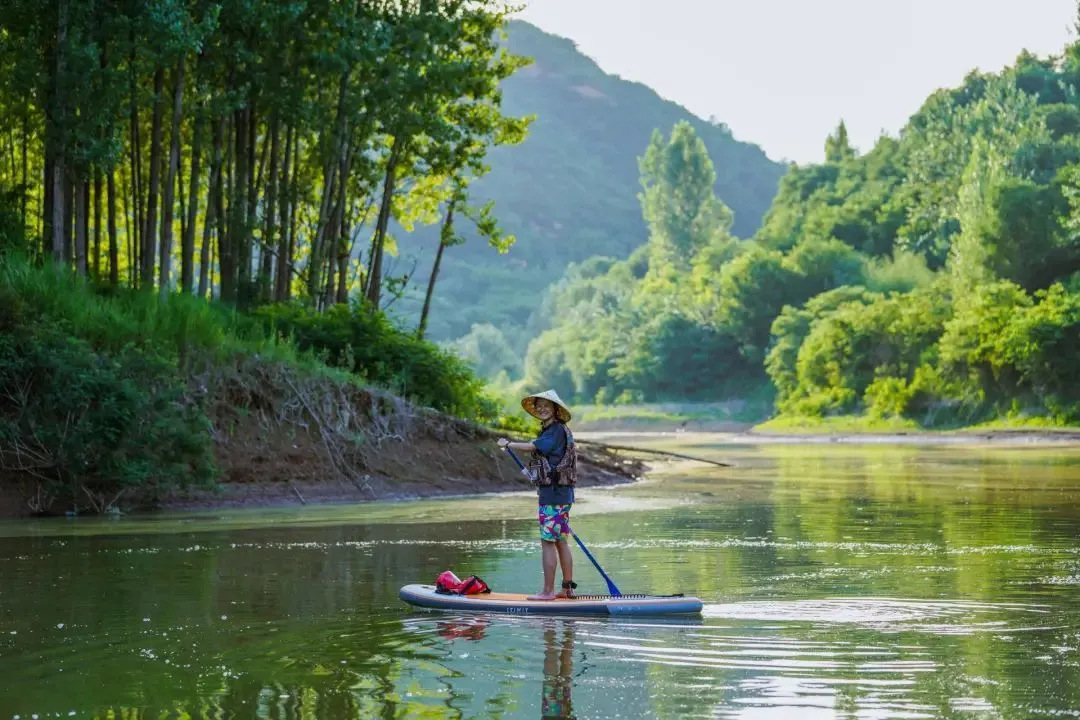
[393,20,787,349]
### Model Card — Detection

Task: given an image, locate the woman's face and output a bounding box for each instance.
[534,398,556,421]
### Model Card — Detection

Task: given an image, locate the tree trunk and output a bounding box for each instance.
[93,43,107,280]
[213,114,229,300]
[418,201,454,341]
[93,169,102,278]
[63,176,73,263]
[121,161,132,284]
[43,152,53,256]
[261,113,280,304]
[176,150,186,253]
[324,191,344,309]
[107,167,118,287]
[307,151,338,302]
[73,176,87,275]
[49,160,64,263]
[333,141,353,306]
[335,205,352,305]
[198,150,219,300]
[198,118,223,300]
[20,109,28,230]
[82,180,89,265]
[183,106,204,295]
[142,65,165,289]
[286,129,299,299]
[159,57,186,296]
[6,128,15,182]
[364,139,401,311]
[223,106,247,304]
[128,65,141,286]
[49,0,68,265]
[274,122,293,302]
[243,103,258,291]
[308,73,350,303]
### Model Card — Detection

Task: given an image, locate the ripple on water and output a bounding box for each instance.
[398,612,952,719]
[702,597,1051,630]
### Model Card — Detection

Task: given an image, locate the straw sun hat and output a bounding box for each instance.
[521,389,572,423]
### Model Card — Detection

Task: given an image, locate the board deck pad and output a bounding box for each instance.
[399,584,704,616]
[464,591,651,602]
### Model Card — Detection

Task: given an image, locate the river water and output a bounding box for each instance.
[1,439,1079,719]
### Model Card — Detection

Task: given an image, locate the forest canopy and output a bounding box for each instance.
[0,0,534,502]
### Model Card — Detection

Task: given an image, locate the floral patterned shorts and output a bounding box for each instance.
[539,504,572,543]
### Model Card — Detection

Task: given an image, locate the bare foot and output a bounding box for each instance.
[527,591,557,601]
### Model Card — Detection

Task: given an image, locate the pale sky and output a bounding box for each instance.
[516,0,1078,164]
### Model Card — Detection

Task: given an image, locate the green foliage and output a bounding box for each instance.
[639,121,735,272]
[520,124,890,406]
[862,251,936,294]
[534,35,1080,430]
[252,301,497,421]
[774,285,952,417]
[863,376,917,419]
[824,120,856,164]
[0,251,284,365]
[0,251,501,511]
[447,323,522,379]
[705,245,805,364]
[765,286,879,405]
[0,186,28,254]
[937,280,1080,419]
[0,321,215,507]
[0,274,215,510]
[612,312,745,400]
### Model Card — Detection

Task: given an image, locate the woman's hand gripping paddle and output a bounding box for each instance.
[502,446,623,597]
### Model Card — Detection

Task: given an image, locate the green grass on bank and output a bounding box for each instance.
[0,251,314,369]
[752,414,1080,436]
[960,417,1080,433]
[555,402,1080,437]
[751,414,923,434]
[572,400,770,428]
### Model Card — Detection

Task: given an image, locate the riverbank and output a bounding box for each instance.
[578,428,1080,447]
[572,402,1080,443]
[159,397,643,514]
[0,255,646,519]
[0,368,643,518]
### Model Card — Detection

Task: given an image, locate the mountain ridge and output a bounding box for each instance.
[395,20,788,348]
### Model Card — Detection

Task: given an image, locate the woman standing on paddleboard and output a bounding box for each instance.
[497,390,578,601]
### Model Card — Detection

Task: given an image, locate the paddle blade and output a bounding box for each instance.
[572,533,622,597]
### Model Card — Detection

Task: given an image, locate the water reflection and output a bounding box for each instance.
[428,616,580,719]
[0,443,1079,718]
[541,622,576,720]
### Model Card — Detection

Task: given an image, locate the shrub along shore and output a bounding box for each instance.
[0,254,639,518]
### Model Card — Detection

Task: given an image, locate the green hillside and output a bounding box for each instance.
[396,20,786,349]
[520,47,1080,427]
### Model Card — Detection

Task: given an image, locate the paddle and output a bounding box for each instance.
[502,446,623,597]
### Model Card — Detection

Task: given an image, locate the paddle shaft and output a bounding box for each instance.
[503,446,623,596]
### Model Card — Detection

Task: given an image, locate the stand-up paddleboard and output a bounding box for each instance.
[399,584,703,616]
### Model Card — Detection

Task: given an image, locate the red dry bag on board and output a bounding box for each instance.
[435,570,491,595]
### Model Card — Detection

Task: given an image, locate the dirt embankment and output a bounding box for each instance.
[159,361,644,514]
[0,359,643,518]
